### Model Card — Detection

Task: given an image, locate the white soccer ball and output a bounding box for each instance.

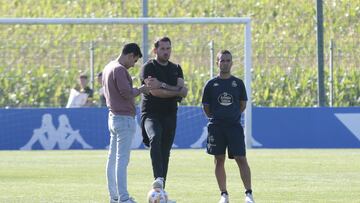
[147,188,168,203]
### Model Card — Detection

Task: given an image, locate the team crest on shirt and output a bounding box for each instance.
[218,92,233,106]
[213,82,219,87]
[232,81,237,87]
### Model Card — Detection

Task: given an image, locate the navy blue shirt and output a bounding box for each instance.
[202,76,247,124]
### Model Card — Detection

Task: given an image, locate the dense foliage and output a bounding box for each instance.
[0,0,359,107]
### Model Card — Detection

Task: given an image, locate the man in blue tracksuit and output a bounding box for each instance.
[202,50,255,203]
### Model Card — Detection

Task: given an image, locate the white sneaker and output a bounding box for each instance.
[121,197,137,203]
[245,193,254,203]
[167,200,177,203]
[218,194,229,203]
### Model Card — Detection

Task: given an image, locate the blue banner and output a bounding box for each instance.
[252,107,360,148]
[0,107,208,150]
[0,107,359,150]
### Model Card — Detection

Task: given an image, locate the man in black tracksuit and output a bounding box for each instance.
[140,37,188,192]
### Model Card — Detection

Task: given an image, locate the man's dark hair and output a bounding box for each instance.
[122,43,143,58]
[79,74,88,79]
[154,37,171,48]
[216,50,232,61]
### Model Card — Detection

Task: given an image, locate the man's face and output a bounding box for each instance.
[79,77,88,88]
[217,53,232,74]
[126,54,139,68]
[154,41,171,62]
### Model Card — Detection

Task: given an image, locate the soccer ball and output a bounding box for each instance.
[147,188,168,203]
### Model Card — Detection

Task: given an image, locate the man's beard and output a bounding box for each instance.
[157,55,169,63]
[220,68,230,74]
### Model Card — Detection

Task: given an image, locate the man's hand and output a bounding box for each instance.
[144,76,161,89]
[139,84,150,95]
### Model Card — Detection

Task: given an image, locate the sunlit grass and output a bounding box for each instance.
[0,149,360,202]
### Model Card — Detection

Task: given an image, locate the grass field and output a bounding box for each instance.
[0,149,360,203]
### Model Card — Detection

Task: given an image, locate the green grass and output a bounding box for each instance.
[1,149,360,202]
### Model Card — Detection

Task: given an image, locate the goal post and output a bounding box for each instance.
[0,17,253,148]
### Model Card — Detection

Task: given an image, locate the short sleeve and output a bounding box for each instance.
[177,64,184,79]
[238,79,248,101]
[202,81,212,105]
[140,62,156,85]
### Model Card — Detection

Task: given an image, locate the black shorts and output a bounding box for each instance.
[206,122,246,158]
